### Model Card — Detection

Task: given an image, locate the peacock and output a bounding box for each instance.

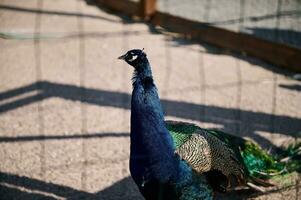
[118,49,300,200]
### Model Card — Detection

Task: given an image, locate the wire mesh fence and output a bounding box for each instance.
[0,0,300,199]
[157,0,301,49]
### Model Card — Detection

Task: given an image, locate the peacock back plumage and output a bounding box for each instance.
[165,120,301,191]
[166,121,245,191]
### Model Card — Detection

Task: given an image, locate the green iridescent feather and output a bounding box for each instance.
[240,141,285,178]
[199,129,300,179]
[206,129,287,179]
[277,142,301,173]
[166,122,198,149]
[165,121,301,187]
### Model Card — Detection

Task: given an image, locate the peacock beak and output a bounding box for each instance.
[118,53,127,60]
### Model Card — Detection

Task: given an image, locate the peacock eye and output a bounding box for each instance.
[128,54,138,62]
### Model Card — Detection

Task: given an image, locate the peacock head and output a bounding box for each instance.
[118,48,147,68]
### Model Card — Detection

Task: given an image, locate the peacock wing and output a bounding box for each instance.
[165,120,246,188]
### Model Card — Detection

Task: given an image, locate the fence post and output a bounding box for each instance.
[140,0,157,19]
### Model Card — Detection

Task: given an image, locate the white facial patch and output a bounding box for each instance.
[128,55,138,62]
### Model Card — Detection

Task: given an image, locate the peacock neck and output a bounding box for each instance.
[131,61,173,152]
[132,59,153,86]
[130,60,179,183]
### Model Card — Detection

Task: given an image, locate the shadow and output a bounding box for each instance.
[246,27,301,49]
[3,171,290,200]
[279,84,301,92]
[94,1,298,76]
[0,171,141,200]
[215,184,300,200]
[94,176,143,200]
[1,2,299,200]
[0,4,121,23]
[209,10,301,25]
[90,0,295,76]
[0,132,129,143]
[215,188,255,200]
[1,1,295,76]
[167,35,225,55]
[0,171,91,199]
[166,32,295,76]
[154,0,301,51]
[83,0,138,23]
[0,81,300,147]
[0,30,149,40]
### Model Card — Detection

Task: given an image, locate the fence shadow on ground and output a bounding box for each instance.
[0,4,121,23]
[0,172,143,200]
[0,132,129,143]
[279,83,301,92]
[0,1,298,76]
[84,0,299,76]
[0,172,258,200]
[0,81,300,149]
[246,27,301,50]
[1,171,297,200]
[1,2,300,199]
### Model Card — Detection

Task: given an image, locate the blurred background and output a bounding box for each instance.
[0,0,300,199]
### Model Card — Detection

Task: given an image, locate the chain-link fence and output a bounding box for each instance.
[0,0,300,199]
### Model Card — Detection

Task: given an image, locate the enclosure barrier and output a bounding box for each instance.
[95,0,301,72]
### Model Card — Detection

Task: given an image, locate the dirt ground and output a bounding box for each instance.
[0,0,300,199]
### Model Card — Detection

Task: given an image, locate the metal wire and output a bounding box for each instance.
[77,2,88,190]
[35,0,45,179]
[1,0,301,198]
[271,0,282,135]
[163,0,172,97]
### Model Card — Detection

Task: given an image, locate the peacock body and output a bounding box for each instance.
[118,49,300,200]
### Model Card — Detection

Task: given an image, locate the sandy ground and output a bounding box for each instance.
[0,0,300,199]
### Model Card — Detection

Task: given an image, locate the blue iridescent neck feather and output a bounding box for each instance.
[131,58,153,87]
